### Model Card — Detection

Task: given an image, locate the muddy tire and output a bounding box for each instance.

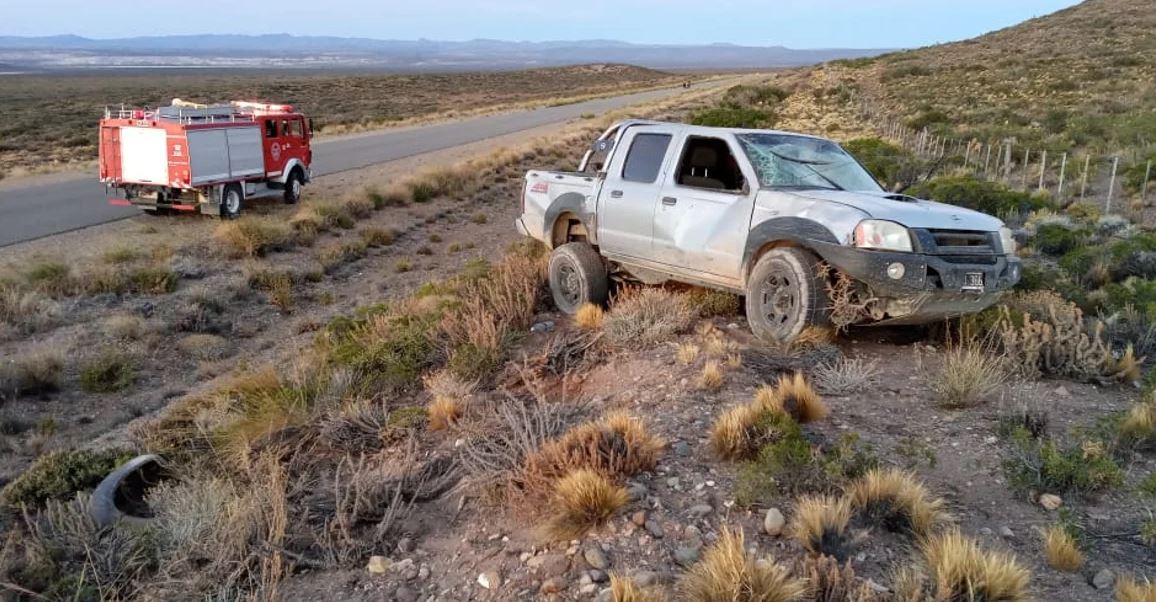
[745,247,829,343]
[221,184,243,219]
[283,169,303,204]
[548,242,609,315]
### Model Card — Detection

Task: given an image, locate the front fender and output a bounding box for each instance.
[741,216,841,279]
[279,159,308,184]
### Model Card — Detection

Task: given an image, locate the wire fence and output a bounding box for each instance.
[847,94,1155,217]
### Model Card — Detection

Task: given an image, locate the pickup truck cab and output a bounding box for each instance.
[516,119,1022,343]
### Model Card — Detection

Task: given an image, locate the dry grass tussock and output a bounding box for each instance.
[679,527,807,602]
[521,411,664,496]
[427,396,462,431]
[699,361,725,391]
[0,345,64,399]
[575,303,605,329]
[930,343,1008,408]
[794,554,884,602]
[769,372,828,424]
[611,573,667,602]
[0,286,56,336]
[545,468,629,539]
[603,288,694,348]
[921,529,1030,602]
[1120,397,1156,445]
[1040,524,1084,572]
[790,495,853,561]
[213,217,303,258]
[846,468,950,536]
[1116,576,1156,602]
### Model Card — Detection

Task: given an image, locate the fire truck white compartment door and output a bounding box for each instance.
[119,127,169,184]
[225,127,263,179]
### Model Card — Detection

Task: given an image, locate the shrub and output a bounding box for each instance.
[0,286,56,335]
[679,527,806,602]
[23,258,73,295]
[610,574,665,602]
[1033,223,1086,256]
[79,352,135,393]
[699,361,724,391]
[711,403,791,462]
[1,448,133,509]
[213,218,296,258]
[545,468,629,539]
[359,226,397,247]
[1116,576,1156,602]
[314,202,356,229]
[906,175,1052,217]
[842,138,919,190]
[930,345,1007,408]
[689,107,773,129]
[575,303,605,329]
[812,357,878,395]
[1040,524,1084,572]
[685,288,741,317]
[769,372,828,423]
[522,412,663,495]
[736,429,876,506]
[1,346,65,398]
[846,468,949,536]
[102,246,141,264]
[791,495,853,561]
[604,288,694,348]
[921,530,1030,602]
[1003,428,1124,495]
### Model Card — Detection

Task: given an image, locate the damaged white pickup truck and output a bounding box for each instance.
[516,119,1022,343]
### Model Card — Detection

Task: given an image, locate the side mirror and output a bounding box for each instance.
[308,118,315,136]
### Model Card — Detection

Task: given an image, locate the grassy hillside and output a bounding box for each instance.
[831,0,1155,153]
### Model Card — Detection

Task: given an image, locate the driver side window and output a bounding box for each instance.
[675,137,745,192]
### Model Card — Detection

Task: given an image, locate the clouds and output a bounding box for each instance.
[3,0,1081,48]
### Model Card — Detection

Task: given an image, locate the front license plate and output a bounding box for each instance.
[962,272,985,292]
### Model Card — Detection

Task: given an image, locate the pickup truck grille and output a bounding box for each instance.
[913,229,999,258]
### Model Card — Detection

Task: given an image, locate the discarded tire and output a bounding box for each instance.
[88,454,169,528]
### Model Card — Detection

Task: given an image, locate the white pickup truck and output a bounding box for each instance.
[516,119,1022,343]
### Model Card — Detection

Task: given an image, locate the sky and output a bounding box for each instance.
[1,0,1083,48]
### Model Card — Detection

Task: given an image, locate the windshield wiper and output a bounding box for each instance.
[768,184,840,191]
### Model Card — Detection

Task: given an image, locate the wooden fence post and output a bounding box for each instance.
[1143,160,1152,204]
[1021,148,1031,189]
[1080,155,1091,200]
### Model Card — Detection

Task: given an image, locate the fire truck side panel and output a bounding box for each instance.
[186,126,262,185]
[98,126,121,183]
[119,127,169,185]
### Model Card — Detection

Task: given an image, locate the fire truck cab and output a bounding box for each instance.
[98,99,313,217]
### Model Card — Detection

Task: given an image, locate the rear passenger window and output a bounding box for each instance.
[622,134,672,183]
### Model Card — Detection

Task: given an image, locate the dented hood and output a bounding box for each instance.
[786,189,1005,232]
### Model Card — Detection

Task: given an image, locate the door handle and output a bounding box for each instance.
[661,196,678,206]
[610,190,624,199]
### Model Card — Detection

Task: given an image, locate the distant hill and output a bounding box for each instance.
[823,0,1155,152]
[0,34,892,71]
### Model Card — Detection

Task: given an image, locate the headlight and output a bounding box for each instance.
[854,220,913,252]
[999,227,1017,255]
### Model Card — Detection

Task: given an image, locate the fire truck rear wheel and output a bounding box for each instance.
[222,184,243,219]
[283,170,303,204]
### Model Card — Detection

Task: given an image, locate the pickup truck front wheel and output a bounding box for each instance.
[548,243,609,314]
[746,248,829,343]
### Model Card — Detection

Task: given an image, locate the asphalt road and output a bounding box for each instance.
[0,83,709,248]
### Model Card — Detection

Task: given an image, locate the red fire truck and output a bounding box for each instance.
[99,99,313,217]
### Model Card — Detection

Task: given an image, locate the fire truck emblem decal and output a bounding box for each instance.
[271,143,282,161]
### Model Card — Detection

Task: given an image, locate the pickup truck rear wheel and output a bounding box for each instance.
[746,247,829,343]
[548,243,609,314]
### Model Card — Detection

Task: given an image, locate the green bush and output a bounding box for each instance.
[1,449,134,509]
[1003,428,1123,495]
[689,107,774,129]
[842,138,916,188]
[906,175,1053,217]
[735,415,877,506]
[326,310,442,394]
[721,84,790,108]
[1032,223,1085,256]
[79,353,136,393]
